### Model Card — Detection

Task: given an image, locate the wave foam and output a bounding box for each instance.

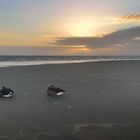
[0,58,139,67]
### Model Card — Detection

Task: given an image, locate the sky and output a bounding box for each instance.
[0,0,140,55]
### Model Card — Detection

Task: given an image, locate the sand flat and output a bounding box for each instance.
[0,61,139,139]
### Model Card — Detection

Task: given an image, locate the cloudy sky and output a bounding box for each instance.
[0,0,140,55]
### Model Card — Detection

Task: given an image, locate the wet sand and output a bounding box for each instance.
[0,61,140,139]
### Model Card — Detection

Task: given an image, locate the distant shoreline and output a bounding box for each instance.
[0,59,140,68]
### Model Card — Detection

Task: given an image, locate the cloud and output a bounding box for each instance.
[54,26,140,48]
[120,14,140,21]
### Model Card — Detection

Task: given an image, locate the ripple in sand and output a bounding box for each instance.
[12,129,32,140]
[72,123,115,135]
[72,122,133,135]
[33,131,60,140]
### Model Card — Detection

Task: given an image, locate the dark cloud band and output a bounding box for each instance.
[120,14,140,20]
[54,26,140,48]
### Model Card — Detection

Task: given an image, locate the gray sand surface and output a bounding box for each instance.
[0,61,139,139]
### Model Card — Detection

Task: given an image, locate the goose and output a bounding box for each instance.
[47,85,65,97]
[0,86,15,98]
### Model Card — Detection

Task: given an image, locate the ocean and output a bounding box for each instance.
[0,55,139,67]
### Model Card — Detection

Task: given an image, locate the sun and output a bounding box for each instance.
[66,20,99,37]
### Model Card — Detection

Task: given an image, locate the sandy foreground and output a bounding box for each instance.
[0,61,139,140]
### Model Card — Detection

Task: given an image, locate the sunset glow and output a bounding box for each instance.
[66,20,98,37]
[0,0,139,55]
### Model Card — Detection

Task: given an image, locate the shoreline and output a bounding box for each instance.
[0,59,140,68]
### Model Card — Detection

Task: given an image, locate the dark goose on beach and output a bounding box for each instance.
[0,86,15,98]
[47,85,65,97]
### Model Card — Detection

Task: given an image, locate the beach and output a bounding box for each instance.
[0,61,140,140]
